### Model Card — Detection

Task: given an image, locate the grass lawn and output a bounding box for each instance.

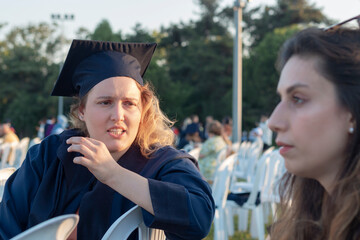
[203,209,273,240]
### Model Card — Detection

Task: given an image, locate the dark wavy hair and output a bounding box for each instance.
[271,27,360,240]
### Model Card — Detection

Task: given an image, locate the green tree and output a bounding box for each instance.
[90,19,123,42]
[0,23,62,138]
[243,25,301,130]
[160,0,234,125]
[242,0,329,47]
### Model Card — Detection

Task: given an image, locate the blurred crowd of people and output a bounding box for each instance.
[175,115,233,151]
[36,114,69,140]
[174,114,273,182]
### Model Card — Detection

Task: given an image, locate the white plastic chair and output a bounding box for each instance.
[225,151,272,240]
[215,148,228,166]
[231,140,264,185]
[226,148,284,240]
[260,150,285,222]
[10,214,79,240]
[188,147,201,160]
[0,167,16,201]
[230,142,240,153]
[226,147,274,235]
[0,142,18,169]
[28,137,41,149]
[211,153,237,240]
[101,205,165,240]
[10,137,30,168]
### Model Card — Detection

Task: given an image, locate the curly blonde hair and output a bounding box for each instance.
[69,81,175,158]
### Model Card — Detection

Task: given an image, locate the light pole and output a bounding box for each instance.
[232,0,250,142]
[51,14,75,117]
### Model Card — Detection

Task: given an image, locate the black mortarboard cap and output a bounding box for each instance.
[51,39,157,97]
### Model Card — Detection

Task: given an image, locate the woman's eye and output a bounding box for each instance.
[99,100,111,105]
[124,101,136,107]
[292,95,304,104]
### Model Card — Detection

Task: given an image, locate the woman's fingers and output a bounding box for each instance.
[73,156,92,165]
[66,136,117,184]
[66,136,113,165]
[67,137,98,155]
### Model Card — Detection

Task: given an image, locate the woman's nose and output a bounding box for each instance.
[111,103,125,122]
[268,102,287,133]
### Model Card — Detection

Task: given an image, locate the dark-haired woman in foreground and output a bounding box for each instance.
[268,20,360,239]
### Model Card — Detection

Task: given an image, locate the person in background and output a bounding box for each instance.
[184,115,202,141]
[44,116,56,138]
[259,115,273,150]
[51,114,68,135]
[249,122,263,142]
[202,115,214,141]
[176,117,192,149]
[222,116,233,142]
[268,23,360,239]
[198,120,229,183]
[0,120,19,144]
[0,120,19,165]
[0,40,215,240]
[181,115,203,152]
[241,130,248,142]
[36,118,46,139]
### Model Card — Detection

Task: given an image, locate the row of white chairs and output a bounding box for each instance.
[0,137,41,170]
[212,140,285,240]
[0,167,16,202]
[6,205,164,240]
[188,141,241,164]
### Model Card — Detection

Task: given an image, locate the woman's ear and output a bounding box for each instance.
[78,105,85,121]
[348,112,356,134]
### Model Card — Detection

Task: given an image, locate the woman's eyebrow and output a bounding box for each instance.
[285,83,309,94]
[95,96,139,101]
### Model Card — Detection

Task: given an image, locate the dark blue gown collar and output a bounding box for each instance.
[56,129,94,191]
[56,129,149,189]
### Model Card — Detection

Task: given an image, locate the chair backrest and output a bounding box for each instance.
[1,142,17,169]
[10,138,30,168]
[215,148,228,166]
[0,167,16,201]
[102,205,165,240]
[28,137,41,149]
[188,147,201,161]
[212,153,237,209]
[261,150,285,203]
[10,214,79,240]
[231,142,240,153]
[242,151,272,208]
[238,141,251,159]
[244,139,265,182]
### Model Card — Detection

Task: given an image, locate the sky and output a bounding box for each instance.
[1,0,360,41]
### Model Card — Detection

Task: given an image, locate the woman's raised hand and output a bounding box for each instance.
[66,136,119,184]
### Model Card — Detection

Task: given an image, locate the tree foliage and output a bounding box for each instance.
[0,23,61,138]
[243,25,301,128]
[0,0,331,137]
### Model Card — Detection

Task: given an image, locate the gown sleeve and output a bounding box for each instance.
[142,157,215,240]
[0,142,46,239]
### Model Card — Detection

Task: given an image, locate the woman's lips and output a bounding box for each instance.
[107,128,125,138]
[279,145,293,155]
[276,141,294,155]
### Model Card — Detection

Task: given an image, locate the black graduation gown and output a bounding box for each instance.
[0,129,215,240]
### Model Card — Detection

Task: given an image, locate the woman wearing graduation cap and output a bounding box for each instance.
[0,40,215,239]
